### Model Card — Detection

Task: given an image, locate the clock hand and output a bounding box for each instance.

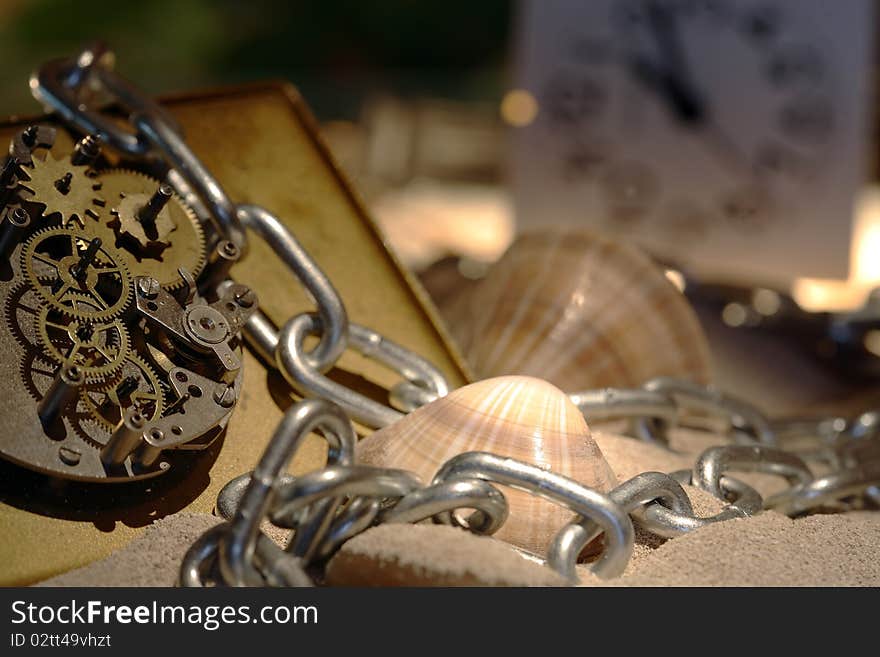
[627,3,756,180]
[628,55,753,177]
[636,0,706,125]
[644,1,689,80]
[628,54,705,124]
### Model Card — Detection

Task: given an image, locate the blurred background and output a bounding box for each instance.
[2,0,879,414]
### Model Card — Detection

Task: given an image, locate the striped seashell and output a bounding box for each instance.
[447,230,711,390]
[357,375,616,555]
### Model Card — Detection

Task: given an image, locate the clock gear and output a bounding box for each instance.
[0,128,256,482]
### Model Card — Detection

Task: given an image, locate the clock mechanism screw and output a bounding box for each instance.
[137,276,161,300]
[0,206,31,261]
[137,183,173,229]
[69,237,102,281]
[71,134,102,167]
[21,126,38,148]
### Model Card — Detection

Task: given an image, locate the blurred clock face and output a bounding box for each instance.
[538,0,836,240]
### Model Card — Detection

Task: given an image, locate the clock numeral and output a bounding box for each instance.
[662,199,709,240]
[720,184,773,233]
[766,44,824,87]
[562,142,608,182]
[755,141,814,181]
[542,73,607,127]
[778,95,833,144]
[740,5,781,46]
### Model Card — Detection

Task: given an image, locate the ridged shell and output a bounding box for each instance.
[448,230,712,390]
[357,375,616,555]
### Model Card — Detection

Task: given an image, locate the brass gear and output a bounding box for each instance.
[3,281,43,352]
[21,226,133,321]
[36,303,130,384]
[18,150,104,227]
[74,169,206,291]
[18,350,60,406]
[80,353,165,432]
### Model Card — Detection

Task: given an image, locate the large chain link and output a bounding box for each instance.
[34,45,880,586]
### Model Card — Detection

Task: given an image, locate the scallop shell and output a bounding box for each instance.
[357,375,617,555]
[447,230,711,390]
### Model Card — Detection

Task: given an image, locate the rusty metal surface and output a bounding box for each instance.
[0,82,471,585]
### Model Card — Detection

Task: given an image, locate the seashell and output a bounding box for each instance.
[357,375,617,555]
[447,230,711,390]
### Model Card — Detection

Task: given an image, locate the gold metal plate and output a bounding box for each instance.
[0,82,470,585]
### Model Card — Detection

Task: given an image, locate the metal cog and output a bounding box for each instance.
[2,281,43,352]
[76,169,207,291]
[18,349,58,405]
[36,303,130,384]
[18,150,104,226]
[79,353,166,432]
[20,225,133,321]
[70,416,112,450]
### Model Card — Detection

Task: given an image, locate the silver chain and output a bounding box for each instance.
[181,392,879,586]
[32,45,880,586]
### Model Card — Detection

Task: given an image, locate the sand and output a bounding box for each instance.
[37,504,880,588]
[39,513,224,587]
[34,431,880,587]
[593,431,693,481]
[326,524,566,587]
[599,511,880,587]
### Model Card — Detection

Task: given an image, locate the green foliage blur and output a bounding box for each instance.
[0,0,511,119]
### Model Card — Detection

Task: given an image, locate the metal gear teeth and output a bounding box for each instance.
[20,224,134,322]
[95,168,207,291]
[79,352,166,432]
[2,280,41,352]
[17,349,59,405]
[18,150,104,226]
[36,304,131,385]
[70,415,112,451]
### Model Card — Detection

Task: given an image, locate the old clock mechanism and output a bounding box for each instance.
[0,122,257,482]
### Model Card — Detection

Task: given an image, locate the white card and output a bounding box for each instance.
[511,0,875,284]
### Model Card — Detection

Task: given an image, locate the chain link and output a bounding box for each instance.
[274,313,448,428]
[235,204,349,373]
[572,376,777,446]
[765,459,880,515]
[218,398,356,586]
[547,471,692,582]
[691,444,813,500]
[379,479,508,533]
